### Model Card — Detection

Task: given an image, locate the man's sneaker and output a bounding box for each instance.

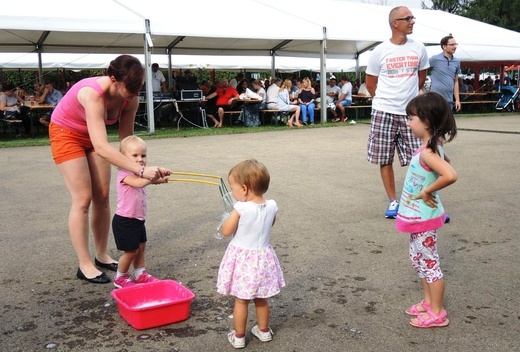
[114,274,135,288]
[340,117,347,122]
[385,200,399,219]
[134,270,160,284]
[332,117,341,122]
[227,331,246,349]
[251,325,273,342]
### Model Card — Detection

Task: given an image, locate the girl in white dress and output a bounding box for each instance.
[217,159,285,349]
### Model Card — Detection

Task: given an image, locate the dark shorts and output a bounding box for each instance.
[112,214,147,252]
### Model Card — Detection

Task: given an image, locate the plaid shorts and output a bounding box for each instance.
[409,230,443,283]
[367,109,422,166]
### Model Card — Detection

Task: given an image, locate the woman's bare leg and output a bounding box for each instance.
[87,151,115,265]
[57,156,101,278]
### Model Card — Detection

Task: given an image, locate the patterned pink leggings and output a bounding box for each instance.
[409,230,443,283]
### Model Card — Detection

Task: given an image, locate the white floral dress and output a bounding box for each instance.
[217,199,285,299]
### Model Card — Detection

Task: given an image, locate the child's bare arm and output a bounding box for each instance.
[221,210,239,237]
[122,174,153,188]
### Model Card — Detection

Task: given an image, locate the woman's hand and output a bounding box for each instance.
[142,166,171,181]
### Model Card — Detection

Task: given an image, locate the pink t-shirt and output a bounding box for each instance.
[115,169,147,221]
[51,76,129,135]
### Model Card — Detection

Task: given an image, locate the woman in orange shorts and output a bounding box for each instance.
[50,55,171,284]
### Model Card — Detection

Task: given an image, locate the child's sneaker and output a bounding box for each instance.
[227,330,246,349]
[114,274,135,288]
[133,270,159,284]
[385,200,399,219]
[251,325,273,342]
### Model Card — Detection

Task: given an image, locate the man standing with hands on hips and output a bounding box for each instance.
[429,35,461,112]
[365,6,429,218]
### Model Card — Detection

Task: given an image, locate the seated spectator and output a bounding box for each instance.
[33,83,44,101]
[229,72,244,89]
[203,80,219,127]
[0,82,31,137]
[37,80,64,127]
[298,77,316,125]
[352,79,360,95]
[237,79,249,95]
[277,79,301,127]
[205,78,239,128]
[200,80,210,96]
[459,77,468,93]
[332,76,352,122]
[357,79,370,96]
[291,79,301,101]
[325,77,341,105]
[266,78,282,109]
[466,78,475,93]
[239,79,265,127]
[176,69,199,91]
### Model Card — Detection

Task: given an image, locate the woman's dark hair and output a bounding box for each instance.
[107,55,144,96]
[4,82,16,91]
[406,91,457,154]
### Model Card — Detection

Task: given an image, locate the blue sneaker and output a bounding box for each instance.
[385,200,399,219]
[445,215,451,223]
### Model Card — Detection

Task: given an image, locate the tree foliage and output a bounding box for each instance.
[425,0,520,32]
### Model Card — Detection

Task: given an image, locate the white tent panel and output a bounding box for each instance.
[0,53,355,72]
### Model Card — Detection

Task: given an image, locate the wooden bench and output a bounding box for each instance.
[223,110,243,126]
[460,100,498,113]
[0,118,23,139]
[347,105,372,120]
[260,109,288,126]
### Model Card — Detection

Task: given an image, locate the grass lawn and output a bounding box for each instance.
[0,111,511,148]
[0,119,363,148]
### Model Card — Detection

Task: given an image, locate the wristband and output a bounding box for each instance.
[139,165,145,178]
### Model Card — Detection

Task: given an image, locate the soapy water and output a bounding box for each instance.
[214,191,236,239]
[214,212,230,239]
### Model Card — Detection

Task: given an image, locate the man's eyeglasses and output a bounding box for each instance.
[447,43,458,46]
[395,16,415,23]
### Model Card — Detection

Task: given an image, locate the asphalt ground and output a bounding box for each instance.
[1,115,519,352]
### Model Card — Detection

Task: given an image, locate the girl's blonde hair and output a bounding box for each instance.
[229,159,270,195]
[279,79,293,92]
[119,135,146,153]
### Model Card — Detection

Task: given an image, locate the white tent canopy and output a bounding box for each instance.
[3,0,520,59]
[0,53,355,72]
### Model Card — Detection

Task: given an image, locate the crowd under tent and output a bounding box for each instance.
[2,0,520,130]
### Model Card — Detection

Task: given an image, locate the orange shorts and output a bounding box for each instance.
[49,122,94,164]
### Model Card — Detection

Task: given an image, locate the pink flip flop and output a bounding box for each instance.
[405,300,430,316]
[409,308,450,328]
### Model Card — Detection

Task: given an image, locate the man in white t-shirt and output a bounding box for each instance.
[151,63,167,93]
[266,78,282,109]
[332,76,353,122]
[151,63,168,124]
[365,6,429,219]
[326,78,341,105]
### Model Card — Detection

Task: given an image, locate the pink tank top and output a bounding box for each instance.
[51,76,129,135]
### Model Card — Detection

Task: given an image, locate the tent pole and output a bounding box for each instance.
[320,27,327,124]
[144,19,155,135]
[270,51,276,80]
[167,48,173,91]
[37,50,43,85]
